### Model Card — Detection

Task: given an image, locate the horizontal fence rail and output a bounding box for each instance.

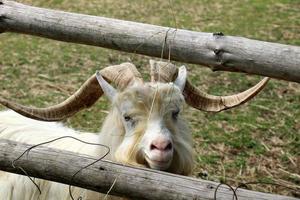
[0,139,298,200]
[0,0,299,83]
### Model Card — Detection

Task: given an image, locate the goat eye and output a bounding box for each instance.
[172,110,180,119]
[124,115,132,122]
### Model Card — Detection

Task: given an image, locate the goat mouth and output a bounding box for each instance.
[144,154,172,170]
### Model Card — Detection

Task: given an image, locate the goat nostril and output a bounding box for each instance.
[150,144,157,150]
[165,143,172,150]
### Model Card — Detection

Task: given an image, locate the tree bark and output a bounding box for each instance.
[0,0,299,83]
[0,139,298,200]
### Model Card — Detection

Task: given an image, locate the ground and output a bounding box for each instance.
[0,0,299,197]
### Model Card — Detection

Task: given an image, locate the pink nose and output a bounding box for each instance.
[150,139,172,151]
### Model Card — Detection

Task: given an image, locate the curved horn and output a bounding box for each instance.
[184,77,270,112]
[149,60,177,82]
[149,60,270,112]
[0,63,143,121]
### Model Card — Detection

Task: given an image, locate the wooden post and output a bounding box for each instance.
[0,139,298,200]
[0,0,299,83]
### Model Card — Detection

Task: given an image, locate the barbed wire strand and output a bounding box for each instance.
[214,182,238,200]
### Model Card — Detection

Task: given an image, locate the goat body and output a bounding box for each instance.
[0,110,109,199]
[0,81,193,200]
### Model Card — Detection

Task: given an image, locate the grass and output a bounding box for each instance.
[0,0,299,197]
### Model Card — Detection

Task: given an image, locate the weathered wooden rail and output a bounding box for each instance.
[0,139,298,200]
[0,0,300,83]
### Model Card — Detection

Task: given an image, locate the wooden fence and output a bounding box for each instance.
[0,139,298,200]
[0,1,299,199]
[0,0,299,83]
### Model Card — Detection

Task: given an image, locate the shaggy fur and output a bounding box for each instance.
[0,82,194,200]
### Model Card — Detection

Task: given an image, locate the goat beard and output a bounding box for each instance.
[114,141,193,175]
[114,143,147,168]
[114,126,148,168]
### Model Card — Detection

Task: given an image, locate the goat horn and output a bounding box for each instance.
[0,63,143,121]
[184,77,270,112]
[149,60,177,82]
[149,60,269,112]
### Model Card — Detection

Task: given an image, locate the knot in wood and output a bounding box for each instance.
[213,48,222,55]
[99,167,106,171]
[213,48,225,64]
[213,32,224,36]
[207,184,215,190]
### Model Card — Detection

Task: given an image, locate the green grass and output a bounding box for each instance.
[0,0,299,197]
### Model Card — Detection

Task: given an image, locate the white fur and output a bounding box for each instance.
[0,110,123,200]
[0,81,193,200]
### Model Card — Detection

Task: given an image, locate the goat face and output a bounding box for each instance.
[97,67,194,175]
[114,83,193,174]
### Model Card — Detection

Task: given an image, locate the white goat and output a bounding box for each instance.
[0,60,269,200]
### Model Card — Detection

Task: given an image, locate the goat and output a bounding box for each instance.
[0,60,269,200]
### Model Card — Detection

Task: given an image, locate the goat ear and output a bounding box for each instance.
[96,71,117,102]
[174,65,187,92]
